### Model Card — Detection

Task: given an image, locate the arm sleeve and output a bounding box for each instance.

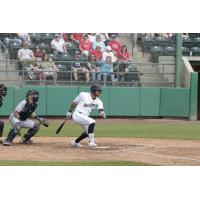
[97,100,104,110]
[15,100,26,113]
[73,92,84,104]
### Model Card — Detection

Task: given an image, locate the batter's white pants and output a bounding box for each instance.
[72,111,95,133]
[9,113,35,129]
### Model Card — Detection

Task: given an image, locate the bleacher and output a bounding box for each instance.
[0,33,177,87]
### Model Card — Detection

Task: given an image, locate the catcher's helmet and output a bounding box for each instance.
[0,84,7,97]
[90,84,102,93]
[26,90,39,102]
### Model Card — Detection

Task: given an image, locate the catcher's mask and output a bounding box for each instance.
[0,84,7,97]
[26,90,39,102]
[90,84,102,94]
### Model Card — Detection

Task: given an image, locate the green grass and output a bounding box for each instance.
[3,120,200,140]
[0,160,151,166]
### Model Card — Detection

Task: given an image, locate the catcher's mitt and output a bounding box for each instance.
[38,117,49,127]
[42,119,49,127]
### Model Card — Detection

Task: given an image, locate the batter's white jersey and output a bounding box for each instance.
[73,92,104,116]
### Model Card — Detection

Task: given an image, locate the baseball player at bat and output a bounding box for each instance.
[3,90,48,146]
[0,84,7,143]
[67,83,106,147]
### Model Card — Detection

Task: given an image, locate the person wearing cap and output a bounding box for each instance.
[51,34,67,54]
[102,45,117,62]
[92,34,106,52]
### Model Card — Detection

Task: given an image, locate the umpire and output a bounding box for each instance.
[0,84,7,143]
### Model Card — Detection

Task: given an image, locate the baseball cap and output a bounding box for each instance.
[54,34,59,37]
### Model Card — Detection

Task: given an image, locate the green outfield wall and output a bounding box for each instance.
[0,86,191,118]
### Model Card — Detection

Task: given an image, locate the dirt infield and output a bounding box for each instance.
[1,137,200,165]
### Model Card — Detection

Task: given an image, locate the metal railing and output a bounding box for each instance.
[0,60,175,87]
[0,40,9,75]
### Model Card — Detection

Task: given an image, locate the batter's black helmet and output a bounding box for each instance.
[90,84,102,93]
[0,84,7,97]
[26,90,39,102]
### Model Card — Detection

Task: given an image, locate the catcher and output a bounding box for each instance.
[0,84,7,143]
[3,90,49,146]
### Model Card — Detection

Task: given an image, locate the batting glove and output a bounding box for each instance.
[100,111,106,119]
[66,111,72,119]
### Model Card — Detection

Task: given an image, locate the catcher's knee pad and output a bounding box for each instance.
[13,121,22,133]
[0,121,4,137]
[88,123,95,134]
[24,121,40,141]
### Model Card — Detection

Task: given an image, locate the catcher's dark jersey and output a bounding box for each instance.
[14,100,38,121]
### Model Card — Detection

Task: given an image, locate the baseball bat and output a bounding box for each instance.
[56,118,67,134]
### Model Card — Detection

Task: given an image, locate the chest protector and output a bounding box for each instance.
[19,101,37,121]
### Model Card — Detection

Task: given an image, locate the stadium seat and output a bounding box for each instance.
[141,36,155,52]
[182,47,190,56]
[56,64,71,81]
[9,42,21,60]
[39,43,51,54]
[194,37,200,47]
[41,33,54,43]
[182,37,195,48]
[29,33,42,44]
[155,37,170,47]
[150,46,164,62]
[164,46,175,56]
[191,47,200,56]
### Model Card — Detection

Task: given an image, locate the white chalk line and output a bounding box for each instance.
[115,147,200,163]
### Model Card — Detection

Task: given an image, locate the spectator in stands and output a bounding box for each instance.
[107,34,122,56]
[92,34,106,52]
[117,45,131,80]
[51,34,67,55]
[17,33,31,44]
[4,33,22,47]
[40,54,57,85]
[100,33,110,45]
[61,33,72,47]
[162,33,174,38]
[33,46,45,61]
[97,55,116,86]
[88,54,100,81]
[18,41,35,61]
[71,33,83,46]
[103,46,117,62]
[88,33,96,43]
[117,45,129,63]
[72,50,90,83]
[91,45,103,61]
[79,34,92,58]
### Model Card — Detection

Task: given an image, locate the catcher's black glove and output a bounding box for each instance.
[37,117,49,127]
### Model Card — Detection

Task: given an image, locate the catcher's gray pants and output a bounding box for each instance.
[9,113,35,130]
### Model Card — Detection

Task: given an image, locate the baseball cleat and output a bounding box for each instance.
[70,140,82,147]
[0,139,3,144]
[3,140,12,146]
[88,142,97,147]
[21,138,33,144]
